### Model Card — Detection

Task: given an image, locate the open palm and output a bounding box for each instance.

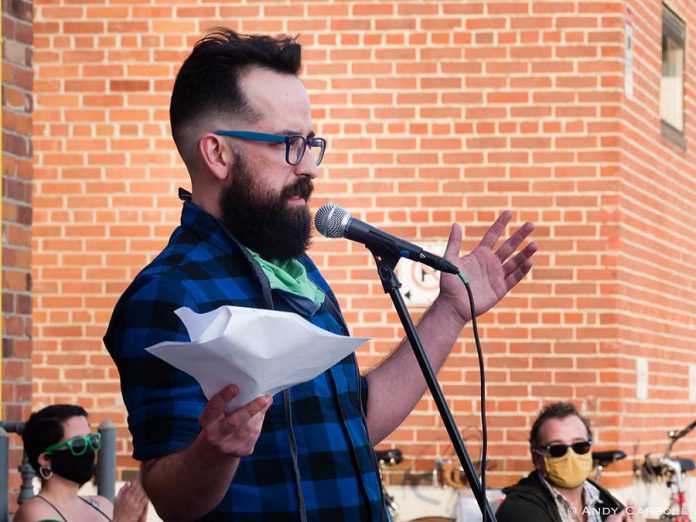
[438,210,537,321]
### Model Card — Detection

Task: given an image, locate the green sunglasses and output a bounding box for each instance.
[44,432,101,456]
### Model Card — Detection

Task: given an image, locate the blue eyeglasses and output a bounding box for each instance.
[214,130,326,166]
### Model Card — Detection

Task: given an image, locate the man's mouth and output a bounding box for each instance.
[287,195,307,205]
[283,180,313,202]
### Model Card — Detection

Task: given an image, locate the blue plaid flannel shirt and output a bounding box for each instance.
[104,200,386,521]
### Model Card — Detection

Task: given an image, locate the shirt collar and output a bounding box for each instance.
[538,472,602,521]
[178,188,241,256]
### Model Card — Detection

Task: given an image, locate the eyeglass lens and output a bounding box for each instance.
[68,433,101,455]
[69,437,87,455]
[88,433,101,451]
[287,136,305,164]
[547,441,591,458]
[287,136,325,166]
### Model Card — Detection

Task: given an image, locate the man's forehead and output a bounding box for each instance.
[239,67,311,129]
[538,415,589,442]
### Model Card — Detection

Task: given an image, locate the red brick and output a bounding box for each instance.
[24,0,696,500]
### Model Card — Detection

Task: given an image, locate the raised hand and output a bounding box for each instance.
[438,210,537,322]
[198,385,272,457]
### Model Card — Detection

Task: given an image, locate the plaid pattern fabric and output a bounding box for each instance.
[104,201,386,521]
[539,473,603,522]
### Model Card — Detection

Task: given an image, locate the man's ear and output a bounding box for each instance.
[532,450,545,472]
[198,133,235,182]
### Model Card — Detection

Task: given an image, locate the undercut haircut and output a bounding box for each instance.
[529,402,593,448]
[170,28,302,147]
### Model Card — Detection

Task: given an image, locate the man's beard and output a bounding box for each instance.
[220,157,314,261]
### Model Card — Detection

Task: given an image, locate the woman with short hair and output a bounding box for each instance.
[14,404,148,522]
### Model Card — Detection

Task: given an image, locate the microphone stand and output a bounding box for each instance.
[369,247,496,522]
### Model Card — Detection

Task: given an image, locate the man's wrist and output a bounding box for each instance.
[192,430,242,463]
[431,294,469,329]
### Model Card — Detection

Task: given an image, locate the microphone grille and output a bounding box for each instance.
[315,203,350,238]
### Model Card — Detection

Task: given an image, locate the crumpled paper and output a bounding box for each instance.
[146,306,369,413]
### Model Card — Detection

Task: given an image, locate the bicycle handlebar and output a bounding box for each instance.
[666,418,696,456]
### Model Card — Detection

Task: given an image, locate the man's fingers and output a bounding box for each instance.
[495,221,535,262]
[624,502,643,522]
[479,210,512,249]
[502,242,538,278]
[443,223,462,260]
[504,258,533,291]
[210,385,239,412]
[221,395,272,431]
[200,385,239,425]
[502,240,537,291]
[605,510,625,522]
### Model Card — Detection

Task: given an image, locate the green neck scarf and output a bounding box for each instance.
[247,249,325,305]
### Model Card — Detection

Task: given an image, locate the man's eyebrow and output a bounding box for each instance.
[540,438,564,445]
[543,438,587,445]
[278,129,316,138]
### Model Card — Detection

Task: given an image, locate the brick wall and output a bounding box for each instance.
[614,0,696,484]
[30,0,695,489]
[2,0,34,504]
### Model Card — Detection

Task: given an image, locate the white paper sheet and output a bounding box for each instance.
[146,306,369,413]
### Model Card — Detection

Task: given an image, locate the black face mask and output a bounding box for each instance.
[49,448,96,486]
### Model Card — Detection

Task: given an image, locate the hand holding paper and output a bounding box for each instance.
[146,306,369,412]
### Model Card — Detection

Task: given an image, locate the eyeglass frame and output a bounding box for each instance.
[213,130,327,166]
[44,432,102,456]
[532,439,592,458]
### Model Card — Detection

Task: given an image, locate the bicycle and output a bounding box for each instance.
[377,448,404,519]
[376,448,456,522]
[638,420,696,522]
[594,426,695,522]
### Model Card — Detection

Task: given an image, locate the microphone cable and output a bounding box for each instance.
[458,272,488,511]
[315,202,490,512]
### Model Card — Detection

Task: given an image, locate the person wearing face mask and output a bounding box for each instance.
[14,404,149,522]
[496,402,645,522]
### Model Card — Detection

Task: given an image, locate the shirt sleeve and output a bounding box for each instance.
[359,374,369,414]
[104,275,206,462]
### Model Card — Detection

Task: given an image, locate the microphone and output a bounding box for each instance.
[314,203,460,274]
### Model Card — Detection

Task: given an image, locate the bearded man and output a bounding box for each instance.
[104,29,537,522]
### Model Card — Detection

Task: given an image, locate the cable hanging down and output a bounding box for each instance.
[459,272,488,502]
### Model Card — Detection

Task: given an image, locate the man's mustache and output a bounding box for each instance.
[281,178,313,201]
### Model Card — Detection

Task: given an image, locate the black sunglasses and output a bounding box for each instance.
[534,440,592,458]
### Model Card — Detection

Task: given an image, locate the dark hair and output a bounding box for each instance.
[22,404,88,475]
[529,402,592,448]
[170,28,302,145]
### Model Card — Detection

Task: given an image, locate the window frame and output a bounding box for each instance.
[660,3,687,149]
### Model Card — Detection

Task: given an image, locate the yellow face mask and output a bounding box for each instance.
[542,447,593,489]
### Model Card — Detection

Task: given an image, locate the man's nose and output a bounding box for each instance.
[294,146,319,179]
